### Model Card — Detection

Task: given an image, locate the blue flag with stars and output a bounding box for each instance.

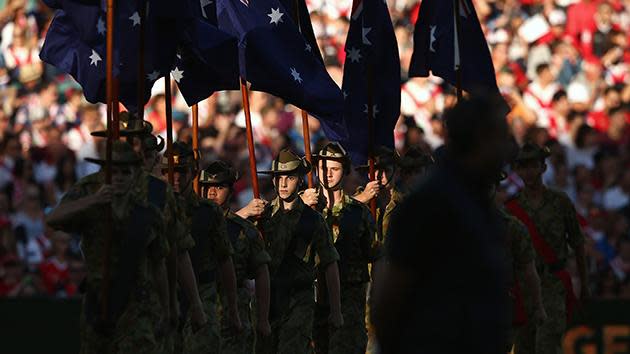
[216,0,348,142]
[342,0,400,165]
[171,1,240,106]
[409,0,503,101]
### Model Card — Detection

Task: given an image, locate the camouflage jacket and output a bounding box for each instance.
[499,207,534,281]
[178,189,232,282]
[50,171,169,294]
[260,197,339,282]
[508,188,584,278]
[320,193,382,284]
[225,210,271,285]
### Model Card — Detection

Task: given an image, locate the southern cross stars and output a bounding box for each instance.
[305,43,312,52]
[362,26,372,45]
[129,12,141,26]
[429,26,437,52]
[363,104,380,116]
[89,50,102,66]
[200,0,213,19]
[268,8,284,25]
[290,67,302,84]
[171,67,184,83]
[97,17,106,35]
[347,47,362,63]
[146,70,160,81]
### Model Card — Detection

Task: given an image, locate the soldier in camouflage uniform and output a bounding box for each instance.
[93,117,208,354]
[238,148,343,354]
[46,141,170,354]
[301,142,383,354]
[353,146,399,241]
[506,143,590,354]
[160,142,241,353]
[199,160,272,354]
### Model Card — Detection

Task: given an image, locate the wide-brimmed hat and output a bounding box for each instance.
[199,161,239,185]
[398,146,434,171]
[513,143,551,163]
[160,141,196,169]
[142,134,165,153]
[85,140,142,166]
[91,112,153,138]
[312,142,351,174]
[258,149,311,175]
[355,146,399,173]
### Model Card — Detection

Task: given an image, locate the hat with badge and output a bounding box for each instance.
[355,146,399,173]
[397,146,434,172]
[199,161,239,186]
[160,141,197,169]
[258,148,311,176]
[513,142,551,163]
[91,112,154,138]
[85,140,142,166]
[312,142,351,175]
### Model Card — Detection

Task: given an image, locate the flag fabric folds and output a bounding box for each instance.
[341,0,401,165]
[216,0,348,142]
[408,0,502,100]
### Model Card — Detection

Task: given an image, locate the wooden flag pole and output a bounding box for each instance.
[192,103,200,195]
[100,0,115,322]
[292,0,314,188]
[113,77,120,138]
[240,78,261,199]
[453,0,463,101]
[164,74,178,316]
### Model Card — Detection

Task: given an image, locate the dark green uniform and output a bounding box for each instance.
[313,193,382,354]
[509,188,584,354]
[179,189,233,354]
[220,211,271,354]
[257,197,339,354]
[53,171,170,354]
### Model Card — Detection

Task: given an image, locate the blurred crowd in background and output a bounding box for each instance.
[0,0,629,300]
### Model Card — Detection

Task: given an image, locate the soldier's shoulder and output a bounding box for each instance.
[546,188,573,205]
[76,172,102,186]
[346,196,371,215]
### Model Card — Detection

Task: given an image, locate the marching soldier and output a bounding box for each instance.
[301,142,383,354]
[92,116,208,353]
[237,148,343,354]
[160,142,241,353]
[506,143,590,354]
[46,141,170,354]
[199,160,272,353]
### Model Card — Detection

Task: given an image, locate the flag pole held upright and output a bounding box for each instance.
[240,78,260,199]
[453,0,463,101]
[164,74,178,313]
[192,103,200,195]
[100,0,115,322]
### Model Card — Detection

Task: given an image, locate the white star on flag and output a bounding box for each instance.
[147,70,160,81]
[97,18,106,35]
[268,8,284,25]
[129,12,141,26]
[200,0,213,19]
[305,43,312,52]
[347,47,362,63]
[363,104,380,116]
[240,0,249,6]
[171,67,184,83]
[429,26,437,52]
[290,67,303,83]
[343,91,348,100]
[458,0,471,18]
[362,26,372,45]
[89,50,102,66]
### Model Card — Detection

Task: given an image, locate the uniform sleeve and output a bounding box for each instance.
[313,217,340,268]
[165,189,195,251]
[510,218,534,268]
[148,219,171,262]
[561,194,585,249]
[246,225,271,278]
[361,205,383,263]
[49,182,90,232]
[210,206,233,263]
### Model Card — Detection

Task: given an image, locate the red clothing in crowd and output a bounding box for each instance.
[39,257,77,297]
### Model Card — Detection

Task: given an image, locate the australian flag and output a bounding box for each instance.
[409,0,503,102]
[342,0,400,165]
[216,0,348,142]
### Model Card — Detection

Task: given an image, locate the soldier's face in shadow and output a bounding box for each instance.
[318,160,344,189]
[514,160,546,188]
[205,185,230,206]
[274,174,300,201]
[111,165,138,195]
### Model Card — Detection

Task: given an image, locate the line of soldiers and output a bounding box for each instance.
[45,102,589,353]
